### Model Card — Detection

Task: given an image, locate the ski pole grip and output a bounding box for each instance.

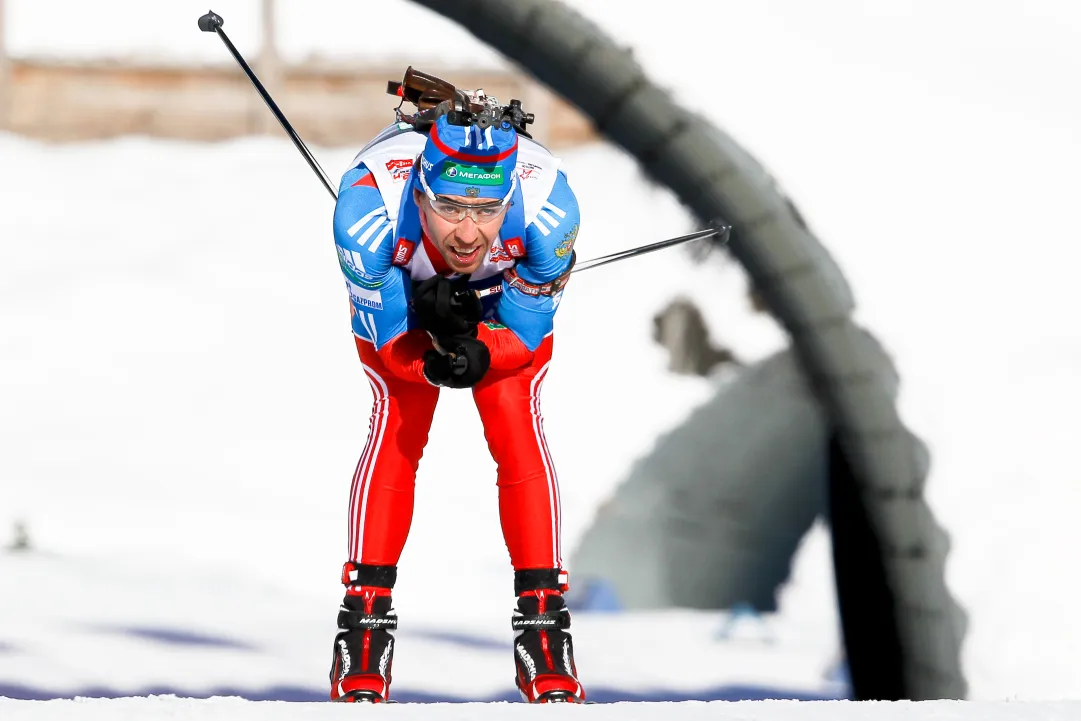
[198,11,224,32]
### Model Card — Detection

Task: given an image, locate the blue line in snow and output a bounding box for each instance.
[401,629,508,651]
[92,625,257,651]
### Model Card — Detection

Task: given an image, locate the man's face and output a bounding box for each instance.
[416,188,508,274]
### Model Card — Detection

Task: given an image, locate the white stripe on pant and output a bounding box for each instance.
[348,361,390,561]
[529,361,562,568]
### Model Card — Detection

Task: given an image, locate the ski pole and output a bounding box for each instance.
[198,10,338,202]
[571,224,730,274]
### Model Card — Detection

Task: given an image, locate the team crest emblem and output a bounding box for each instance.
[555,223,578,258]
[466,187,480,197]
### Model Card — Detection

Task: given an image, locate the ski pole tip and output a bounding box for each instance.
[198,11,224,33]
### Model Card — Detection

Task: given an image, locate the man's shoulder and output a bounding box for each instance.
[353,122,426,160]
[524,171,579,249]
[338,127,425,223]
[350,125,424,172]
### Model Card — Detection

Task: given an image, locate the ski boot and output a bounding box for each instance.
[511,569,586,703]
[329,563,398,703]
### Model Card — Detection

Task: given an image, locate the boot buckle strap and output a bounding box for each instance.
[340,562,397,589]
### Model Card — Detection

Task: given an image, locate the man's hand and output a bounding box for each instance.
[411,275,484,340]
[422,336,491,388]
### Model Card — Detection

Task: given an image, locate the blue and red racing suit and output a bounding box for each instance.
[333,123,580,573]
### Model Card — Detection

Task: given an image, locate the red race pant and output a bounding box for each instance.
[346,334,562,571]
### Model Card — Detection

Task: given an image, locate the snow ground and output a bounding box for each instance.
[4,0,1081,705]
[3,697,1081,721]
[0,541,840,703]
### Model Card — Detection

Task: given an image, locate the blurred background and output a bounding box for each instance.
[2,0,1080,704]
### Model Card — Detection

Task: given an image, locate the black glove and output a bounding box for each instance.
[411,275,483,340]
[422,336,491,389]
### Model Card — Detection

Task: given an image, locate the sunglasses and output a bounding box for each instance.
[427,196,509,224]
[415,155,516,224]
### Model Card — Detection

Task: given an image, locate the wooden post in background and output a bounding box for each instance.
[256,0,282,135]
[0,0,11,130]
[520,77,551,147]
